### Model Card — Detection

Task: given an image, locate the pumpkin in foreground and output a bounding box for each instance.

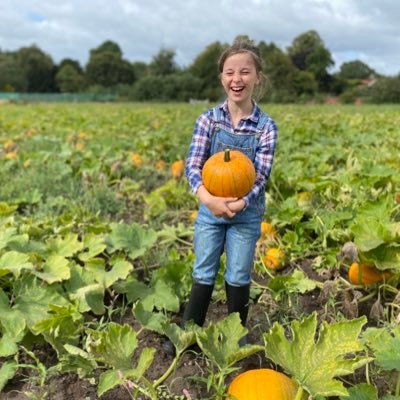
[202,148,256,198]
[263,247,286,270]
[227,368,298,400]
[348,262,392,285]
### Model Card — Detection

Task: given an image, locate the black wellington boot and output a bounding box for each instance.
[225,282,250,347]
[163,281,214,356]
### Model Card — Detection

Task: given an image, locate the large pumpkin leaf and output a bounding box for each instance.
[0,288,25,356]
[32,304,83,356]
[263,312,371,397]
[362,244,400,272]
[339,383,377,400]
[84,257,133,288]
[361,326,400,372]
[32,254,71,283]
[0,251,33,278]
[77,233,106,262]
[12,276,70,329]
[196,313,263,371]
[106,222,157,259]
[97,347,156,398]
[0,360,18,392]
[85,322,138,370]
[46,233,84,257]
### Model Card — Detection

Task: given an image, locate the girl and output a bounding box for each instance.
[166,37,277,354]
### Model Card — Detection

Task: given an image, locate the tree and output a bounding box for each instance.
[0,51,27,91]
[259,41,298,101]
[149,48,179,76]
[131,61,148,81]
[16,45,55,92]
[287,30,334,90]
[339,60,374,80]
[55,64,86,92]
[369,75,400,103]
[90,40,122,58]
[58,58,83,74]
[189,41,227,100]
[85,41,134,87]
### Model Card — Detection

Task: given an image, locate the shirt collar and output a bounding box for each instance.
[219,99,260,123]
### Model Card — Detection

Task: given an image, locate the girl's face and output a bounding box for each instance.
[220,52,260,107]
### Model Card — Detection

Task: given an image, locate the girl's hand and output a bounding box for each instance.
[196,185,237,218]
[227,199,246,213]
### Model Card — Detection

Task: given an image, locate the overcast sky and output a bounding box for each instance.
[1,0,399,76]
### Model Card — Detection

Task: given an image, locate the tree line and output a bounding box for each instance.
[1,31,399,103]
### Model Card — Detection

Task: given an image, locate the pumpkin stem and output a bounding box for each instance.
[294,386,304,400]
[224,148,231,162]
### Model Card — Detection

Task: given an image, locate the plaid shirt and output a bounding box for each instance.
[185,100,278,206]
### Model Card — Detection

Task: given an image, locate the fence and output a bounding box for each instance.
[0,92,118,102]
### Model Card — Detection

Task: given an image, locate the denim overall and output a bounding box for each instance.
[192,106,270,287]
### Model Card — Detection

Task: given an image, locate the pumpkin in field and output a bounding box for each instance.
[131,153,143,167]
[202,149,255,198]
[348,262,392,285]
[227,368,298,400]
[190,210,198,222]
[171,160,185,178]
[263,247,285,270]
[260,221,276,241]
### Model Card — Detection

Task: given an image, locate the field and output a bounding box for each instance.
[0,102,399,400]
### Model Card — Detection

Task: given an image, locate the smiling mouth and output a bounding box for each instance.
[231,87,244,93]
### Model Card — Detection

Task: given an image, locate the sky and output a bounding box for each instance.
[1,0,399,76]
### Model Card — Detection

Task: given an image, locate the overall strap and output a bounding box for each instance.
[212,106,221,134]
[255,112,269,140]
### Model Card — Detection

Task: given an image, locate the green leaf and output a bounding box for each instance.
[97,369,124,397]
[46,233,84,257]
[0,360,17,391]
[65,263,105,314]
[0,289,25,356]
[0,202,18,217]
[126,347,156,381]
[196,313,263,371]
[133,302,170,334]
[362,244,400,272]
[263,312,371,397]
[339,383,378,400]
[0,333,18,357]
[162,322,197,354]
[60,344,98,378]
[32,304,83,355]
[140,279,180,313]
[362,326,400,371]
[113,276,149,303]
[78,233,106,262]
[86,323,137,370]
[106,222,157,259]
[0,227,17,251]
[33,255,71,283]
[85,257,133,288]
[12,276,69,329]
[0,251,33,278]
[268,270,317,300]
[351,217,393,252]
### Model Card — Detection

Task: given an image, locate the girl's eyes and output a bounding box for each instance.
[224,71,250,76]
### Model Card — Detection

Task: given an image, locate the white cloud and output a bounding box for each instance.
[0,0,399,75]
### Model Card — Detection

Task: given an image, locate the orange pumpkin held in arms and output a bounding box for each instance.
[202,149,256,198]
